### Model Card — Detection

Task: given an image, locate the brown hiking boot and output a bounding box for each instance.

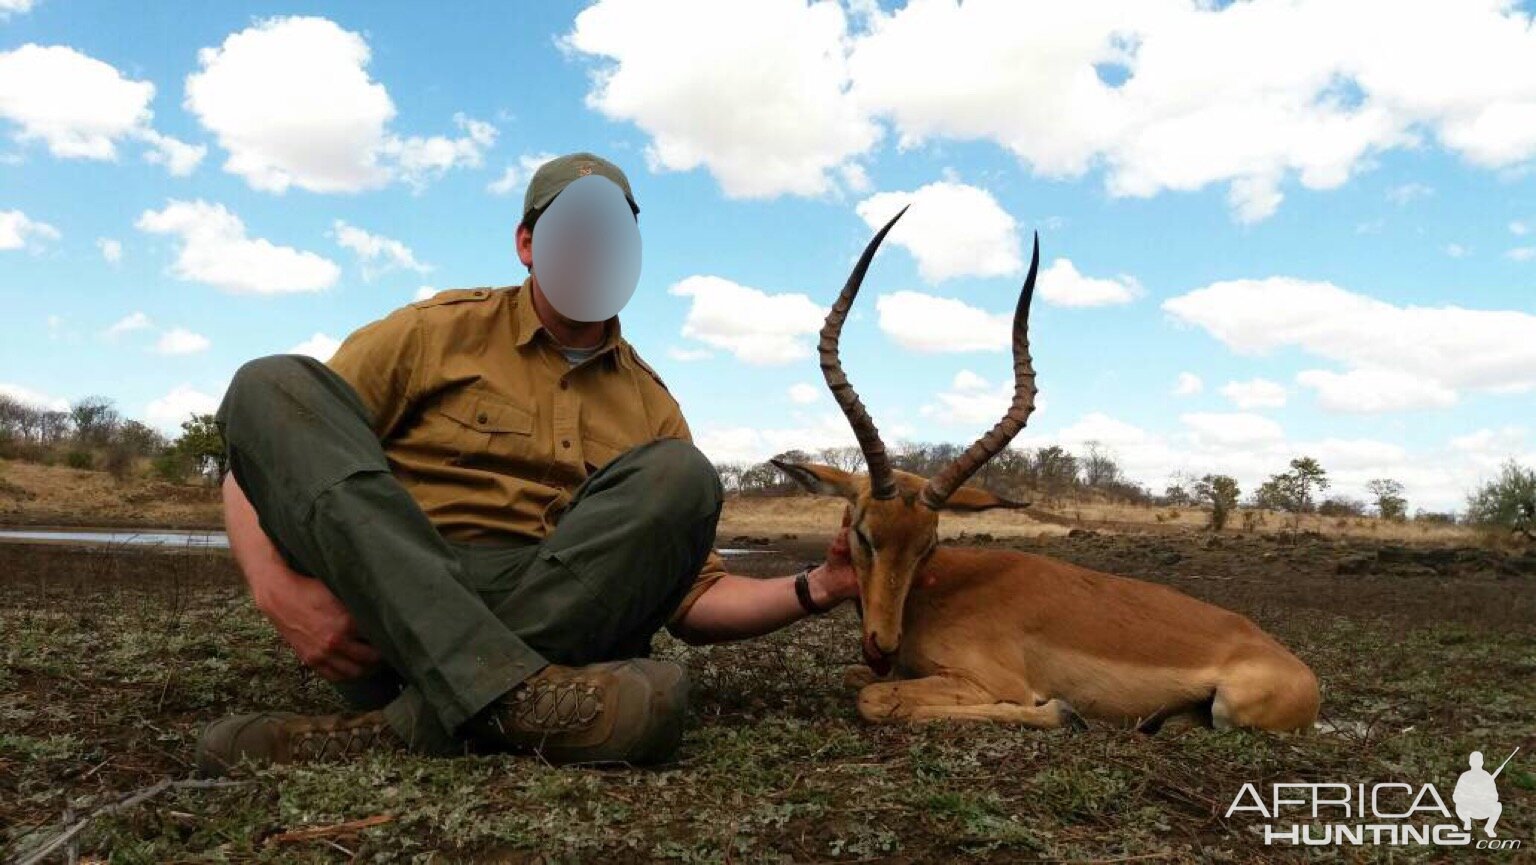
[464,658,689,766]
[195,710,404,777]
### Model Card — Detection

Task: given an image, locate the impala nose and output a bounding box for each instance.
[863,631,895,676]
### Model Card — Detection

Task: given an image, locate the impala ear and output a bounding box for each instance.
[771,460,859,500]
[930,485,1030,512]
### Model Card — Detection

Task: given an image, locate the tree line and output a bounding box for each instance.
[718,441,1535,538]
[4,393,1531,540]
[0,394,225,483]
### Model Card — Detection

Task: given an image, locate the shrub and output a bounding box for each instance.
[1465,459,1536,540]
[1193,474,1240,531]
[151,448,199,483]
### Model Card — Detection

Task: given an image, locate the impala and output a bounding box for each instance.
[774,207,1320,733]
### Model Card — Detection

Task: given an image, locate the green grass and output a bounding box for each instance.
[2,534,1533,863]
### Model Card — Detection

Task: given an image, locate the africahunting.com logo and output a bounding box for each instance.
[1226,748,1523,850]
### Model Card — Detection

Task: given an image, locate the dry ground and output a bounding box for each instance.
[0,457,1486,545]
[0,459,225,529]
[3,516,1534,862]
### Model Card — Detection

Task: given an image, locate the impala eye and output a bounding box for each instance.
[855,529,873,553]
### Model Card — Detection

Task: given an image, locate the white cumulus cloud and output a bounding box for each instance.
[1163,277,1536,412]
[563,0,878,199]
[0,0,37,19]
[920,369,1019,426]
[145,384,221,432]
[854,181,1022,282]
[562,1,1536,220]
[487,151,558,196]
[0,208,59,251]
[289,332,341,361]
[103,311,152,338]
[136,199,340,295]
[332,220,430,279]
[1039,258,1142,307]
[694,413,863,464]
[1294,368,1458,413]
[0,382,69,411]
[0,43,204,174]
[850,0,1536,222]
[185,17,493,193]
[153,327,211,355]
[668,275,824,365]
[876,290,1011,353]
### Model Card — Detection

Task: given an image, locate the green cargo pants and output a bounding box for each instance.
[214,354,724,755]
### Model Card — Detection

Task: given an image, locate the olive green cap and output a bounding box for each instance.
[523,152,640,221]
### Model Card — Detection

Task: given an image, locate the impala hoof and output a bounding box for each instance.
[841,664,878,690]
[1057,701,1089,732]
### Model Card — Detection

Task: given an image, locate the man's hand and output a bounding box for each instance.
[223,471,381,682]
[254,571,381,682]
[808,506,859,607]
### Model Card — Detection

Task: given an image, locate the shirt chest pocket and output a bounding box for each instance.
[581,434,630,474]
[434,387,541,470]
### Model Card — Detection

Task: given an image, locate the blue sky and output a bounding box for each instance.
[2,0,1534,512]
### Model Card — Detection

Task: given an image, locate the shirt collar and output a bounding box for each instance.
[514,274,624,361]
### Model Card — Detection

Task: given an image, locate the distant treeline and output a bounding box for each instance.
[4,393,1530,539]
[0,394,224,483]
[718,442,1535,538]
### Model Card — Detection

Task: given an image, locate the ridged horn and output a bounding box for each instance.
[920,231,1040,509]
[820,205,909,500]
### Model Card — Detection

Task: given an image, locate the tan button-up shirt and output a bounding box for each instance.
[324,275,726,629]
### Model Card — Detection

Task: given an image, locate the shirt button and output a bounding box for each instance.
[477,413,488,424]
[561,439,571,449]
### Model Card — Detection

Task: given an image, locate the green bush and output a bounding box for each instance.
[1466,459,1536,540]
[151,449,192,483]
[65,449,93,470]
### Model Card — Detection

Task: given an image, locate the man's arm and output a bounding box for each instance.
[641,362,860,644]
[223,470,382,681]
[667,514,859,645]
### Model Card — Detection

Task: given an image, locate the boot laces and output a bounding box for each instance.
[509,679,603,731]
[291,717,398,761]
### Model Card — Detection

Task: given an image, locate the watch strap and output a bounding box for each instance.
[794,563,832,615]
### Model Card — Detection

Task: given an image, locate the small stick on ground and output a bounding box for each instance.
[16,778,248,865]
[265,814,395,846]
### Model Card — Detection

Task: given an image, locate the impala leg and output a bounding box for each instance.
[856,675,1083,730]
[841,663,892,690]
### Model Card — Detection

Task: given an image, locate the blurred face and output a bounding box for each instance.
[527,175,642,322]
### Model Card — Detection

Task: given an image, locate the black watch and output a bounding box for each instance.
[794,561,834,615]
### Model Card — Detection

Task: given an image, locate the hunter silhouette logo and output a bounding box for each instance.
[1225,746,1523,850]
[1456,748,1518,839]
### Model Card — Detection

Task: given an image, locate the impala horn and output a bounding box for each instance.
[820,205,909,500]
[919,232,1040,510]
